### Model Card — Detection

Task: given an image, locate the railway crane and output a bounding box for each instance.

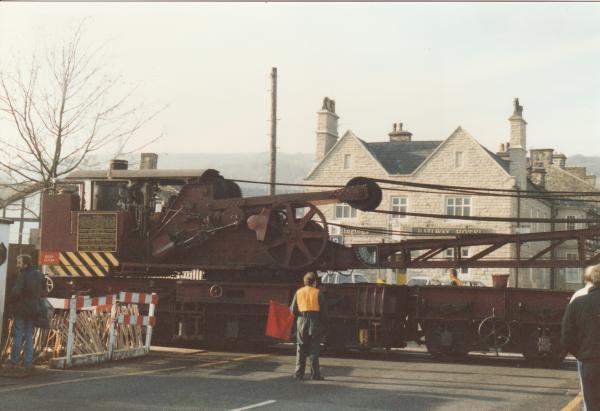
[38,161,600,365]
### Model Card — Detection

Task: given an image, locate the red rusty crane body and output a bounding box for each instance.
[38,164,600,365]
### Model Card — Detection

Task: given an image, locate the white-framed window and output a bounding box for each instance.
[390,196,407,221]
[537,209,544,232]
[565,252,581,283]
[455,151,464,168]
[529,268,535,285]
[530,208,537,232]
[566,215,577,231]
[343,154,352,169]
[446,197,471,217]
[444,247,470,274]
[334,203,357,219]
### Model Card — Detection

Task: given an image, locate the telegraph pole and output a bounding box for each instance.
[269,67,277,196]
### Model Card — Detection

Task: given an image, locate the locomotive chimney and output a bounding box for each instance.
[110,159,128,170]
[140,153,158,170]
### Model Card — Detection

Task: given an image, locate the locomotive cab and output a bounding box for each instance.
[40,159,236,278]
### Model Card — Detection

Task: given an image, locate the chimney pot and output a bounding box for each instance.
[388,122,412,142]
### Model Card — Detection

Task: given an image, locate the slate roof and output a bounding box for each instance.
[360,140,442,175]
[480,145,510,173]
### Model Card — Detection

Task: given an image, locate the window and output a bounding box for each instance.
[390,196,407,221]
[565,252,581,283]
[529,268,535,285]
[446,197,471,217]
[334,204,357,219]
[537,210,544,232]
[343,154,352,169]
[566,215,577,231]
[455,151,464,168]
[444,248,470,274]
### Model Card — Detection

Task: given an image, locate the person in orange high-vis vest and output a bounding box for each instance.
[290,272,328,381]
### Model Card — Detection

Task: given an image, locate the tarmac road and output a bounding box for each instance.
[0,347,582,411]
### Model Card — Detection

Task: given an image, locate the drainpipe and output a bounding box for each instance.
[515,188,521,288]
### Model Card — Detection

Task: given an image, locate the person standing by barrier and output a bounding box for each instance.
[447,269,463,286]
[290,272,327,381]
[561,264,600,411]
[7,255,45,372]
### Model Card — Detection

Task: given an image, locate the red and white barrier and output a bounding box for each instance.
[48,295,115,310]
[117,314,157,327]
[50,292,158,368]
[119,292,158,305]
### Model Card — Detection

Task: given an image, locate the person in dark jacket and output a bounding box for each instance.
[8,254,45,371]
[561,264,600,411]
[290,272,327,381]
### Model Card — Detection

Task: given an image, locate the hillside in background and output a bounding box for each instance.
[147,152,314,196]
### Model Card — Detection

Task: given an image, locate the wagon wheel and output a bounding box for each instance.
[266,202,329,269]
[424,320,471,360]
[45,275,54,295]
[520,325,566,367]
[478,316,511,352]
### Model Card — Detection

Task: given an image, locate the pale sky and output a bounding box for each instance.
[1,2,600,157]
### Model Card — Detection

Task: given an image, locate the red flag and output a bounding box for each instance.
[265,300,294,341]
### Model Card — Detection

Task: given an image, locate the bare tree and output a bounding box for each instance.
[0,21,163,198]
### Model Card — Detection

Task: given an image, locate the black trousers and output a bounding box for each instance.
[294,315,321,378]
[581,359,600,411]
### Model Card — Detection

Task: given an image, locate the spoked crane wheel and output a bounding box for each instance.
[266,202,329,270]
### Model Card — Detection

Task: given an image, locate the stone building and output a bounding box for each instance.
[305,97,599,289]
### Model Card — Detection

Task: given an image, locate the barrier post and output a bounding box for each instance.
[107,294,118,360]
[65,296,77,368]
[145,294,157,349]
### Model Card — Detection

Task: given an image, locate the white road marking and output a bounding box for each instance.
[231,400,277,411]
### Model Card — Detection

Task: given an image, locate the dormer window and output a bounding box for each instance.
[343,154,352,169]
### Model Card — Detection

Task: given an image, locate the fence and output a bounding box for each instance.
[0,291,158,369]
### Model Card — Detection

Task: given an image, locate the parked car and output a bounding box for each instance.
[438,279,487,287]
[406,276,443,286]
[462,280,486,287]
[320,271,370,284]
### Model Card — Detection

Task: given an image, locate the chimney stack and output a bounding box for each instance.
[529,148,554,168]
[315,97,339,162]
[530,166,546,188]
[508,98,528,189]
[552,152,567,169]
[388,122,413,142]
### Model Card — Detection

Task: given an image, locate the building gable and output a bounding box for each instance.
[412,126,513,183]
[305,130,388,180]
